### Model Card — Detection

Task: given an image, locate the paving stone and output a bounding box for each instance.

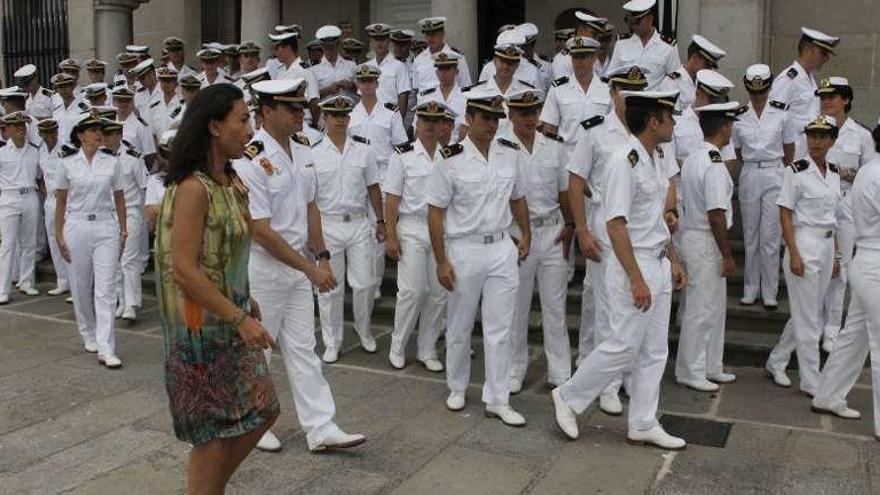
[295,467,392,495]
[826,387,876,437]
[659,445,783,493]
[779,464,872,495]
[787,431,864,470]
[67,442,189,495]
[717,368,822,428]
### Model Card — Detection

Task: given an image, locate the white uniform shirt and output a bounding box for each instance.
[412,44,472,91]
[368,54,411,106]
[827,117,875,192]
[277,57,320,103]
[39,142,64,196]
[416,85,467,142]
[144,172,167,207]
[606,31,681,90]
[425,137,527,239]
[382,139,441,216]
[777,157,842,229]
[53,99,90,145]
[121,112,157,156]
[26,87,57,119]
[0,140,40,190]
[478,57,546,90]
[134,85,162,126]
[56,148,123,213]
[233,129,317,253]
[658,67,696,112]
[732,101,798,162]
[198,71,237,89]
[168,62,198,79]
[680,142,734,231]
[551,51,571,80]
[851,159,880,249]
[150,95,185,139]
[509,131,567,219]
[312,134,380,216]
[603,136,670,251]
[540,75,611,143]
[674,107,735,162]
[114,146,147,208]
[312,55,356,92]
[264,58,285,79]
[768,61,819,156]
[348,101,408,171]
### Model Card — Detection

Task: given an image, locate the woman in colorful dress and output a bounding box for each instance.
[154,83,279,493]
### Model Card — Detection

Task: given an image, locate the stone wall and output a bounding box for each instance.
[133,0,201,66]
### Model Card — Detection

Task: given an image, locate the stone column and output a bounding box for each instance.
[431,0,478,79]
[240,0,278,44]
[95,0,148,74]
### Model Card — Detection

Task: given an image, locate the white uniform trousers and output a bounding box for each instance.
[445,236,519,406]
[766,227,836,395]
[250,250,340,449]
[576,203,596,364]
[0,190,40,295]
[317,216,375,351]
[558,251,672,432]
[849,248,880,435]
[739,162,783,302]
[368,202,386,295]
[43,196,68,288]
[35,197,47,260]
[65,214,120,356]
[675,229,727,383]
[822,193,854,340]
[115,208,143,308]
[510,221,571,386]
[389,215,445,360]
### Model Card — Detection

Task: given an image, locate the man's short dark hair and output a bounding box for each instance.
[624,104,667,135]
[698,115,728,138]
[871,125,880,154]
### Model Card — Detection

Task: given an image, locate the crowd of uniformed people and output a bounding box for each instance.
[2,0,880,466]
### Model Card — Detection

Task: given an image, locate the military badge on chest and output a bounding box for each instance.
[259,157,277,176]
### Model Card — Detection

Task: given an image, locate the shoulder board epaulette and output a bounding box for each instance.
[136,115,149,126]
[244,140,264,159]
[666,71,681,80]
[786,67,798,79]
[855,120,871,132]
[114,69,123,76]
[226,76,238,83]
[540,130,563,143]
[352,135,370,145]
[420,87,437,96]
[450,46,463,54]
[828,162,839,174]
[41,88,54,97]
[113,79,126,88]
[440,143,463,159]
[496,138,520,150]
[393,142,414,154]
[126,148,142,158]
[384,102,399,112]
[580,115,605,130]
[769,100,788,110]
[0,141,5,148]
[186,64,197,72]
[656,146,665,159]
[518,79,535,89]
[309,134,324,147]
[462,80,486,92]
[149,100,161,108]
[709,149,723,163]
[169,106,182,118]
[791,159,809,172]
[551,76,569,87]
[661,34,677,45]
[291,133,310,146]
[29,141,39,149]
[59,145,78,157]
[77,101,90,111]
[628,149,639,167]
[618,32,634,40]
[136,86,147,93]
[99,147,116,156]
[299,60,310,69]
[122,139,134,148]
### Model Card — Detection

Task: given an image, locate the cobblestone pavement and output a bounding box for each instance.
[1,285,879,494]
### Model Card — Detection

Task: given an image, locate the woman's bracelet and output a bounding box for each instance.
[229,309,248,328]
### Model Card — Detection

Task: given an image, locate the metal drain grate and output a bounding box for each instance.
[659,415,733,448]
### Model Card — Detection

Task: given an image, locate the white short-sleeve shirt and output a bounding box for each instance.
[115,146,147,208]
[368,55,412,106]
[827,117,875,191]
[312,135,380,216]
[56,148,123,214]
[122,112,157,156]
[776,157,842,230]
[382,139,441,217]
[412,44,472,91]
[732,101,797,163]
[606,30,681,90]
[540,75,611,143]
[144,172,167,207]
[507,131,567,219]
[851,159,880,249]
[680,142,734,231]
[0,140,40,191]
[348,101,409,171]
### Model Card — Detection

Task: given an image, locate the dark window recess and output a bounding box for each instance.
[2,0,69,86]
[659,414,733,448]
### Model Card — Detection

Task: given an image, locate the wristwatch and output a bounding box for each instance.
[317,250,331,260]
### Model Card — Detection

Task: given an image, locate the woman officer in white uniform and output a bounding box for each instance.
[55,112,128,368]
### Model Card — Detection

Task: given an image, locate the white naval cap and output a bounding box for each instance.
[565,36,600,54]
[694,101,746,120]
[268,31,298,43]
[433,51,460,67]
[622,0,656,17]
[805,114,838,134]
[196,48,221,60]
[202,42,224,51]
[159,129,177,151]
[516,22,539,43]
[690,35,726,67]
[414,100,453,119]
[800,27,840,54]
[463,87,506,116]
[620,89,680,112]
[273,24,301,34]
[418,16,446,33]
[84,82,109,97]
[126,44,149,54]
[319,94,356,114]
[0,86,29,99]
[251,78,308,106]
[506,88,545,108]
[354,63,381,79]
[13,64,37,79]
[696,69,734,97]
[132,58,156,79]
[316,25,342,42]
[743,64,772,92]
[574,11,608,28]
[240,67,270,85]
[815,76,851,96]
[494,30,525,60]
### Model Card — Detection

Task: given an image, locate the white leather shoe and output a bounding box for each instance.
[48,285,69,296]
[65,296,73,304]
[763,299,779,309]
[388,351,405,370]
[708,372,737,384]
[627,426,686,450]
[121,306,137,321]
[98,354,123,369]
[599,392,623,416]
[509,378,523,394]
[115,305,125,319]
[83,341,98,353]
[310,430,367,452]
[358,334,377,353]
[322,347,339,364]
[256,430,282,452]
[551,388,578,439]
[677,378,719,392]
[418,358,444,372]
[446,392,465,411]
[485,404,526,427]
[740,296,756,306]
[0,295,9,305]
[764,365,791,387]
[811,404,861,419]
[822,338,835,353]
[19,287,39,296]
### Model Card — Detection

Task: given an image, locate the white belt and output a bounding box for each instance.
[1,187,36,194]
[798,226,835,239]
[745,159,782,169]
[67,212,116,221]
[531,215,561,228]
[323,212,366,222]
[456,232,508,244]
